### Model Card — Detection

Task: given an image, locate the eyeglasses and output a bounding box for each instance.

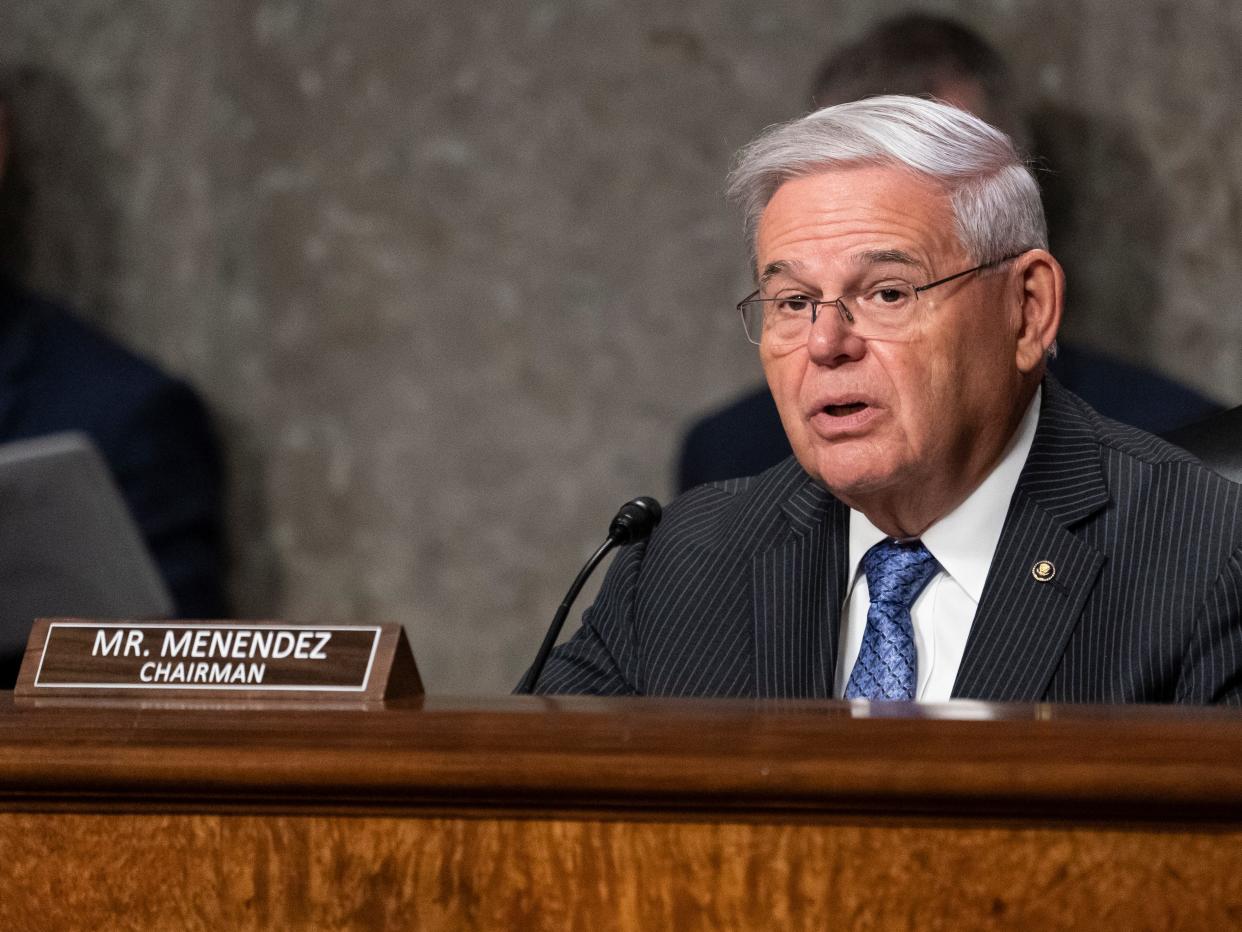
[737,252,1024,347]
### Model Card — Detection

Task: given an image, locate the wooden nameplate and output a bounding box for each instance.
[14,618,423,701]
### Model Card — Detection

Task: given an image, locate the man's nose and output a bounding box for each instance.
[806,300,866,366]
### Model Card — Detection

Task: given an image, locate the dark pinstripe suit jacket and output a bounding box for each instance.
[535,378,1242,703]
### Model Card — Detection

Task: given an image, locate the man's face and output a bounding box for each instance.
[756,165,1034,532]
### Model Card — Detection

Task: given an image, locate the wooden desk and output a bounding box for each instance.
[2,694,1242,929]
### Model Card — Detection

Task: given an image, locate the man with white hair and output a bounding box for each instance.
[677,13,1219,492]
[530,96,1242,703]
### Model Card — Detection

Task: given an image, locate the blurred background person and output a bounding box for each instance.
[0,86,227,624]
[677,12,1222,492]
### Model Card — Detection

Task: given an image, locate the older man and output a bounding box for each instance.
[531,96,1242,703]
[677,15,1219,493]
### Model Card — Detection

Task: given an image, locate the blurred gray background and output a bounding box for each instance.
[2,0,1240,693]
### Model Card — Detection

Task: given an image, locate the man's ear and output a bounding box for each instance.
[1011,249,1063,374]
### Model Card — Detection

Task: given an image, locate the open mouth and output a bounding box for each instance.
[823,402,868,417]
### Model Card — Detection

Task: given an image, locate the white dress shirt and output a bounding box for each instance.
[835,391,1042,701]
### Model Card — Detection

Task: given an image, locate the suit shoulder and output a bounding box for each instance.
[1072,397,1242,512]
[1053,383,1203,469]
[1097,416,1199,467]
[656,456,823,551]
[1090,408,1229,484]
[1051,342,1221,433]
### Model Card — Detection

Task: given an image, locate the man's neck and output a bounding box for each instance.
[844,384,1041,539]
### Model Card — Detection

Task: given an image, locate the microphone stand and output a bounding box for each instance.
[515,537,617,695]
[516,496,662,695]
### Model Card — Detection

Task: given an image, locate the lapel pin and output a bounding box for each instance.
[1032,560,1056,583]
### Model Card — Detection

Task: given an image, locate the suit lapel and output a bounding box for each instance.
[751,471,847,699]
[953,380,1110,701]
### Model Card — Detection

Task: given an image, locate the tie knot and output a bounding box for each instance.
[863,538,939,608]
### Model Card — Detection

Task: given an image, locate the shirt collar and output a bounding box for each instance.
[846,389,1042,604]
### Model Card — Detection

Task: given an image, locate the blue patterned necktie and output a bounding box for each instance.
[845,538,940,701]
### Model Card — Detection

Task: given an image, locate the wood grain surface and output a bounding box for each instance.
[3,813,1241,930]
[4,695,1242,928]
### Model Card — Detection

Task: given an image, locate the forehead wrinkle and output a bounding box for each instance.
[758,210,942,268]
[758,246,930,289]
[755,172,961,284]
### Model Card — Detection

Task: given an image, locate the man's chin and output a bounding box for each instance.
[790,437,900,496]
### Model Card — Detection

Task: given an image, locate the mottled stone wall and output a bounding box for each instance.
[2,0,1240,692]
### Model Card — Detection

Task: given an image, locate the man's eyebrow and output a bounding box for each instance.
[759,260,801,285]
[761,251,925,283]
[856,249,923,270]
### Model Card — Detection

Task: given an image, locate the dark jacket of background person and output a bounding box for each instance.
[0,276,227,620]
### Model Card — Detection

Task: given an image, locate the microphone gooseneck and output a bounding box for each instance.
[516,496,663,694]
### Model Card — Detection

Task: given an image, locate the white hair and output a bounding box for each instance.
[726,95,1047,268]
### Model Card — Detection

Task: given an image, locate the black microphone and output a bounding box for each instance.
[607,495,662,544]
[516,496,663,694]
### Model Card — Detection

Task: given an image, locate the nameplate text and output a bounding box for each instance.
[15,619,422,701]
